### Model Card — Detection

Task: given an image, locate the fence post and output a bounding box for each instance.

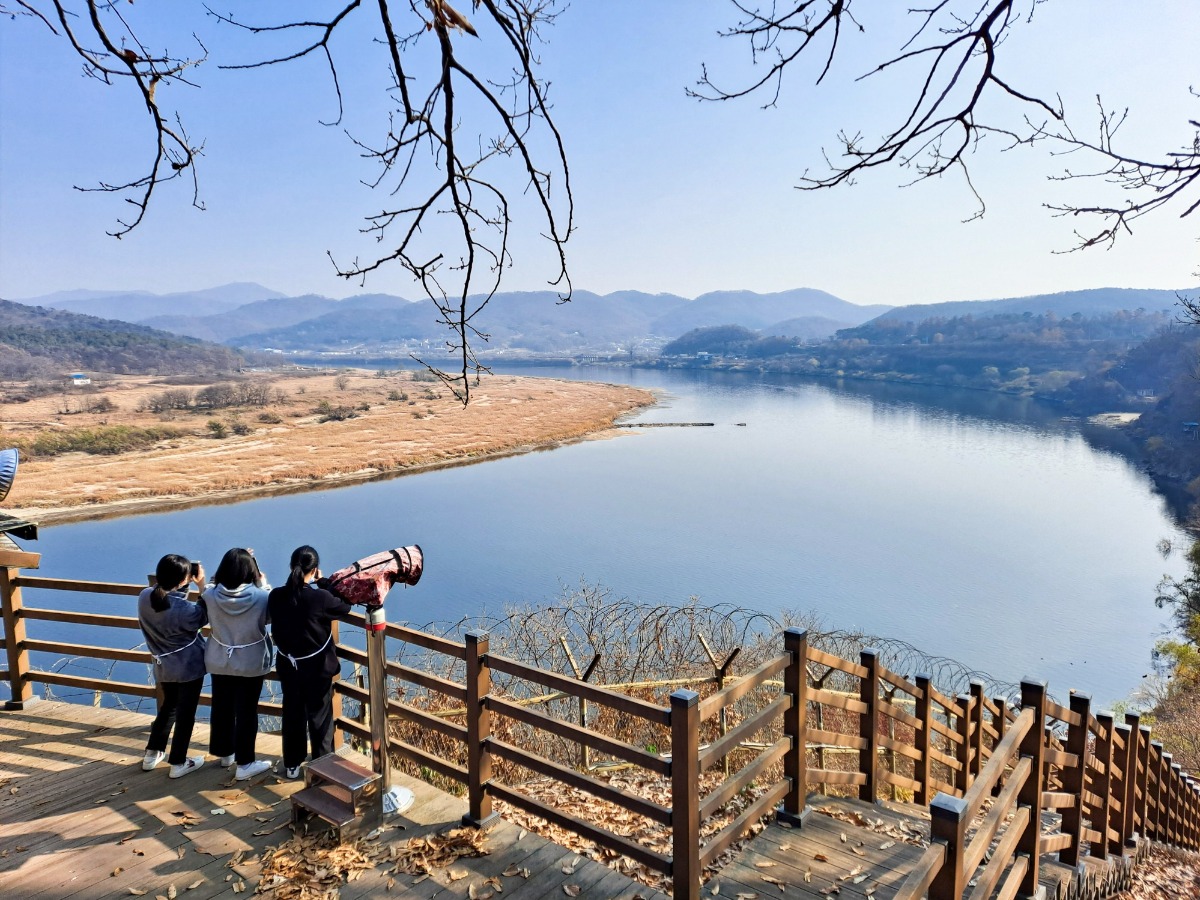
[1170,761,1184,847]
[1122,713,1142,845]
[1162,753,1175,847]
[1059,691,1090,866]
[331,619,344,749]
[1018,679,1047,897]
[859,649,879,804]
[463,631,497,829]
[914,674,933,806]
[928,794,968,900]
[1113,724,1134,853]
[969,681,985,779]
[1136,723,1152,842]
[778,629,809,826]
[991,694,1008,797]
[0,566,36,709]
[670,689,701,900]
[954,692,971,794]
[1093,712,1115,861]
[1147,740,1164,842]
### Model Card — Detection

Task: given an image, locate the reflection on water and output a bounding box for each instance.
[18,367,1186,709]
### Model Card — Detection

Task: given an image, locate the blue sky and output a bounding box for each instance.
[1,2,1197,308]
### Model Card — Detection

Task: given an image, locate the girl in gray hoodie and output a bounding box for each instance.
[201,548,273,780]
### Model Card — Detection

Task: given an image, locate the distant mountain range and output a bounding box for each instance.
[5,283,1194,360]
[8,285,892,355]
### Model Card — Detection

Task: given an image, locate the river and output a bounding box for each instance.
[16,367,1187,709]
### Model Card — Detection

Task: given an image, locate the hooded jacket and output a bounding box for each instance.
[138,587,207,683]
[201,582,273,677]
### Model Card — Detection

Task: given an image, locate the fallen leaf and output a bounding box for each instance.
[840,832,847,843]
[563,886,581,897]
[187,880,203,890]
[128,891,146,897]
[814,853,828,862]
[111,867,124,877]
[448,868,469,882]
[754,861,776,868]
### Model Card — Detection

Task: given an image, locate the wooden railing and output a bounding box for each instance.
[4,549,1200,900]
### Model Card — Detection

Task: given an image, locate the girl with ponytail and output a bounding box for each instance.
[138,554,207,778]
[268,545,354,779]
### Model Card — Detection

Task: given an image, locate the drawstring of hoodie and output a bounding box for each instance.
[210,633,267,660]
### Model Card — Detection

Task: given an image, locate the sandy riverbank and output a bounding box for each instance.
[0,370,655,525]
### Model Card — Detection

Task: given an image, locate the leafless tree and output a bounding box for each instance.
[7,0,572,402]
[692,1,1199,257]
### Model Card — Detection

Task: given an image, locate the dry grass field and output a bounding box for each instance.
[0,369,655,523]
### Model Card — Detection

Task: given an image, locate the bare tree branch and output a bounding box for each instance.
[11,0,573,402]
[698,0,1200,256]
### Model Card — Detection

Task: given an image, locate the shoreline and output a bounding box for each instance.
[18,428,631,527]
[4,371,657,528]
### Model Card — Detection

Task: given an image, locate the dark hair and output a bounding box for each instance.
[150,554,192,612]
[212,547,261,590]
[286,545,320,600]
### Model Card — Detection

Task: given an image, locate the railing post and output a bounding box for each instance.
[969,681,985,779]
[778,629,810,826]
[1059,691,1090,866]
[991,694,1008,797]
[1093,712,1115,861]
[1147,740,1164,842]
[954,692,971,794]
[1108,724,1128,859]
[1170,761,1183,847]
[331,619,344,749]
[1162,753,1175,847]
[1136,723,1152,842]
[1018,679,1047,897]
[928,794,968,900]
[914,674,933,805]
[859,649,879,803]
[1121,713,1141,845]
[670,689,701,900]
[463,630,497,829]
[0,566,36,709]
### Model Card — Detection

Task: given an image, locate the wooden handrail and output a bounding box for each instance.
[696,652,788,721]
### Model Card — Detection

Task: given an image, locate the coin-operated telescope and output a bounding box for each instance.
[0,449,38,552]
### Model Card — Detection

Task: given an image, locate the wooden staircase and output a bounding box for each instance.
[290,750,382,840]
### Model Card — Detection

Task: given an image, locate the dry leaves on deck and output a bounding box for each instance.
[389,826,491,878]
[257,832,388,899]
[815,806,928,847]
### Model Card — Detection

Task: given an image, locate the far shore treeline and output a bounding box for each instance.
[2,282,1200,518]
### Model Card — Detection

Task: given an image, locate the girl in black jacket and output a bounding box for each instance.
[267,545,353,779]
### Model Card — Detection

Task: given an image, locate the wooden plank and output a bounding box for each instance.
[808,769,868,787]
[807,646,869,679]
[14,576,140,595]
[490,695,667,775]
[807,727,867,750]
[21,607,142,630]
[699,694,789,770]
[489,654,670,726]
[698,652,788,721]
[699,737,788,820]
[24,638,150,664]
[810,687,869,715]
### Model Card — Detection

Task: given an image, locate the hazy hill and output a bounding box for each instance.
[0,299,243,376]
[141,294,342,342]
[17,283,286,322]
[232,290,693,353]
[875,287,1192,323]
[650,288,890,335]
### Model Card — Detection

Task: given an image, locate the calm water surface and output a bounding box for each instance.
[21,368,1187,708]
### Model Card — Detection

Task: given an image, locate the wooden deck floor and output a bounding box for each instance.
[0,702,667,900]
[0,702,1104,900]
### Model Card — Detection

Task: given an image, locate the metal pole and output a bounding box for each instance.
[366,604,412,815]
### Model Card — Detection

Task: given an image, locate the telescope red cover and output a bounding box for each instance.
[324,546,422,606]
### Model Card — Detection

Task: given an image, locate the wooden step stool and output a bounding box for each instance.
[290,751,381,840]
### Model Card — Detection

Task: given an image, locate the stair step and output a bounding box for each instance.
[307,753,380,793]
[292,783,357,828]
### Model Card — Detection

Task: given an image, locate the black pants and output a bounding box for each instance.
[209,673,266,765]
[278,662,335,769]
[147,676,204,766]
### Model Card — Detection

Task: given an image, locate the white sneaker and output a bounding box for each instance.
[217,754,236,768]
[284,766,302,780]
[235,760,272,781]
[142,750,166,771]
[169,756,204,779]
